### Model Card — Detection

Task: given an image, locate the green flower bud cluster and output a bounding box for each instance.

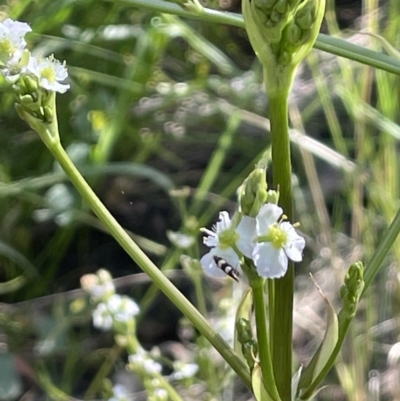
[242,0,325,93]
[279,0,323,66]
[236,317,258,371]
[340,261,364,318]
[14,74,55,124]
[238,167,268,217]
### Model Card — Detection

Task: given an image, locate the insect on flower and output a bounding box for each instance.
[213,256,240,282]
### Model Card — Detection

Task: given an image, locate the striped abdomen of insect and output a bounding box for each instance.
[213,256,240,282]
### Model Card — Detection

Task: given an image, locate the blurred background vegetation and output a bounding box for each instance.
[1,0,400,400]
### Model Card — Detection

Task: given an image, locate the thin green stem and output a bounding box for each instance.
[252,279,281,401]
[46,141,251,389]
[361,206,400,294]
[269,89,294,401]
[190,112,241,215]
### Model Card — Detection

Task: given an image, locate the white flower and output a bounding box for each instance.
[107,294,140,323]
[93,302,113,331]
[89,281,115,302]
[27,55,70,93]
[200,211,241,279]
[0,19,31,64]
[129,348,162,375]
[108,384,132,401]
[153,388,168,401]
[237,203,305,278]
[170,362,199,381]
[92,294,139,331]
[167,230,195,249]
[81,270,115,302]
[388,342,400,366]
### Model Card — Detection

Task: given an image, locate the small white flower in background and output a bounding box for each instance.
[170,361,199,381]
[388,342,400,366]
[0,18,31,64]
[92,294,139,331]
[89,280,115,302]
[153,387,168,401]
[93,302,113,331]
[108,384,132,401]
[237,203,305,278]
[80,270,115,302]
[128,348,162,375]
[200,211,241,279]
[107,294,140,323]
[167,230,195,249]
[26,55,70,93]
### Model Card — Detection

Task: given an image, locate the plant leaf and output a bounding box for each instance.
[297,277,338,398]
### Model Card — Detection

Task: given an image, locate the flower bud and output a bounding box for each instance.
[236,317,258,370]
[43,106,54,124]
[238,167,268,217]
[236,317,253,343]
[266,189,279,204]
[340,261,364,318]
[242,0,326,94]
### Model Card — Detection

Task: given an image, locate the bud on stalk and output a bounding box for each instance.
[242,0,326,95]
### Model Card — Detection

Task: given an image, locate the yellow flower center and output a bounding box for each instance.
[0,39,14,57]
[219,229,239,248]
[258,223,287,249]
[41,65,56,82]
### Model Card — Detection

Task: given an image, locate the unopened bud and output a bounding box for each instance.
[266,189,279,205]
[236,317,258,370]
[295,1,314,30]
[236,317,253,343]
[43,105,54,123]
[340,261,364,318]
[238,167,268,217]
[242,0,326,94]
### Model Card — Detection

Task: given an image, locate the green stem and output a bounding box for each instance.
[47,141,251,389]
[269,88,294,401]
[361,206,400,294]
[252,279,281,401]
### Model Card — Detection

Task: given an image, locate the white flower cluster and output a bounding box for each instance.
[0,18,70,93]
[169,361,199,381]
[128,348,163,375]
[81,269,140,332]
[93,294,140,331]
[108,384,132,401]
[201,203,305,279]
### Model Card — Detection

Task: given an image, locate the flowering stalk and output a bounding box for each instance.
[241,0,326,399]
[251,275,281,401]
[269,88,294,400]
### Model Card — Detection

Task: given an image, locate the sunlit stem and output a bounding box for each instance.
[268,80,294,401]
[41,136,251,389]
[252,278,281,400]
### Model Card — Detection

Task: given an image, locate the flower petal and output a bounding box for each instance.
[256,203,283,234]
[253,242,288,278]
[281,222,305,262]
[216,211,232,231]
[201,227,218,247]
[236,215,256,258]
